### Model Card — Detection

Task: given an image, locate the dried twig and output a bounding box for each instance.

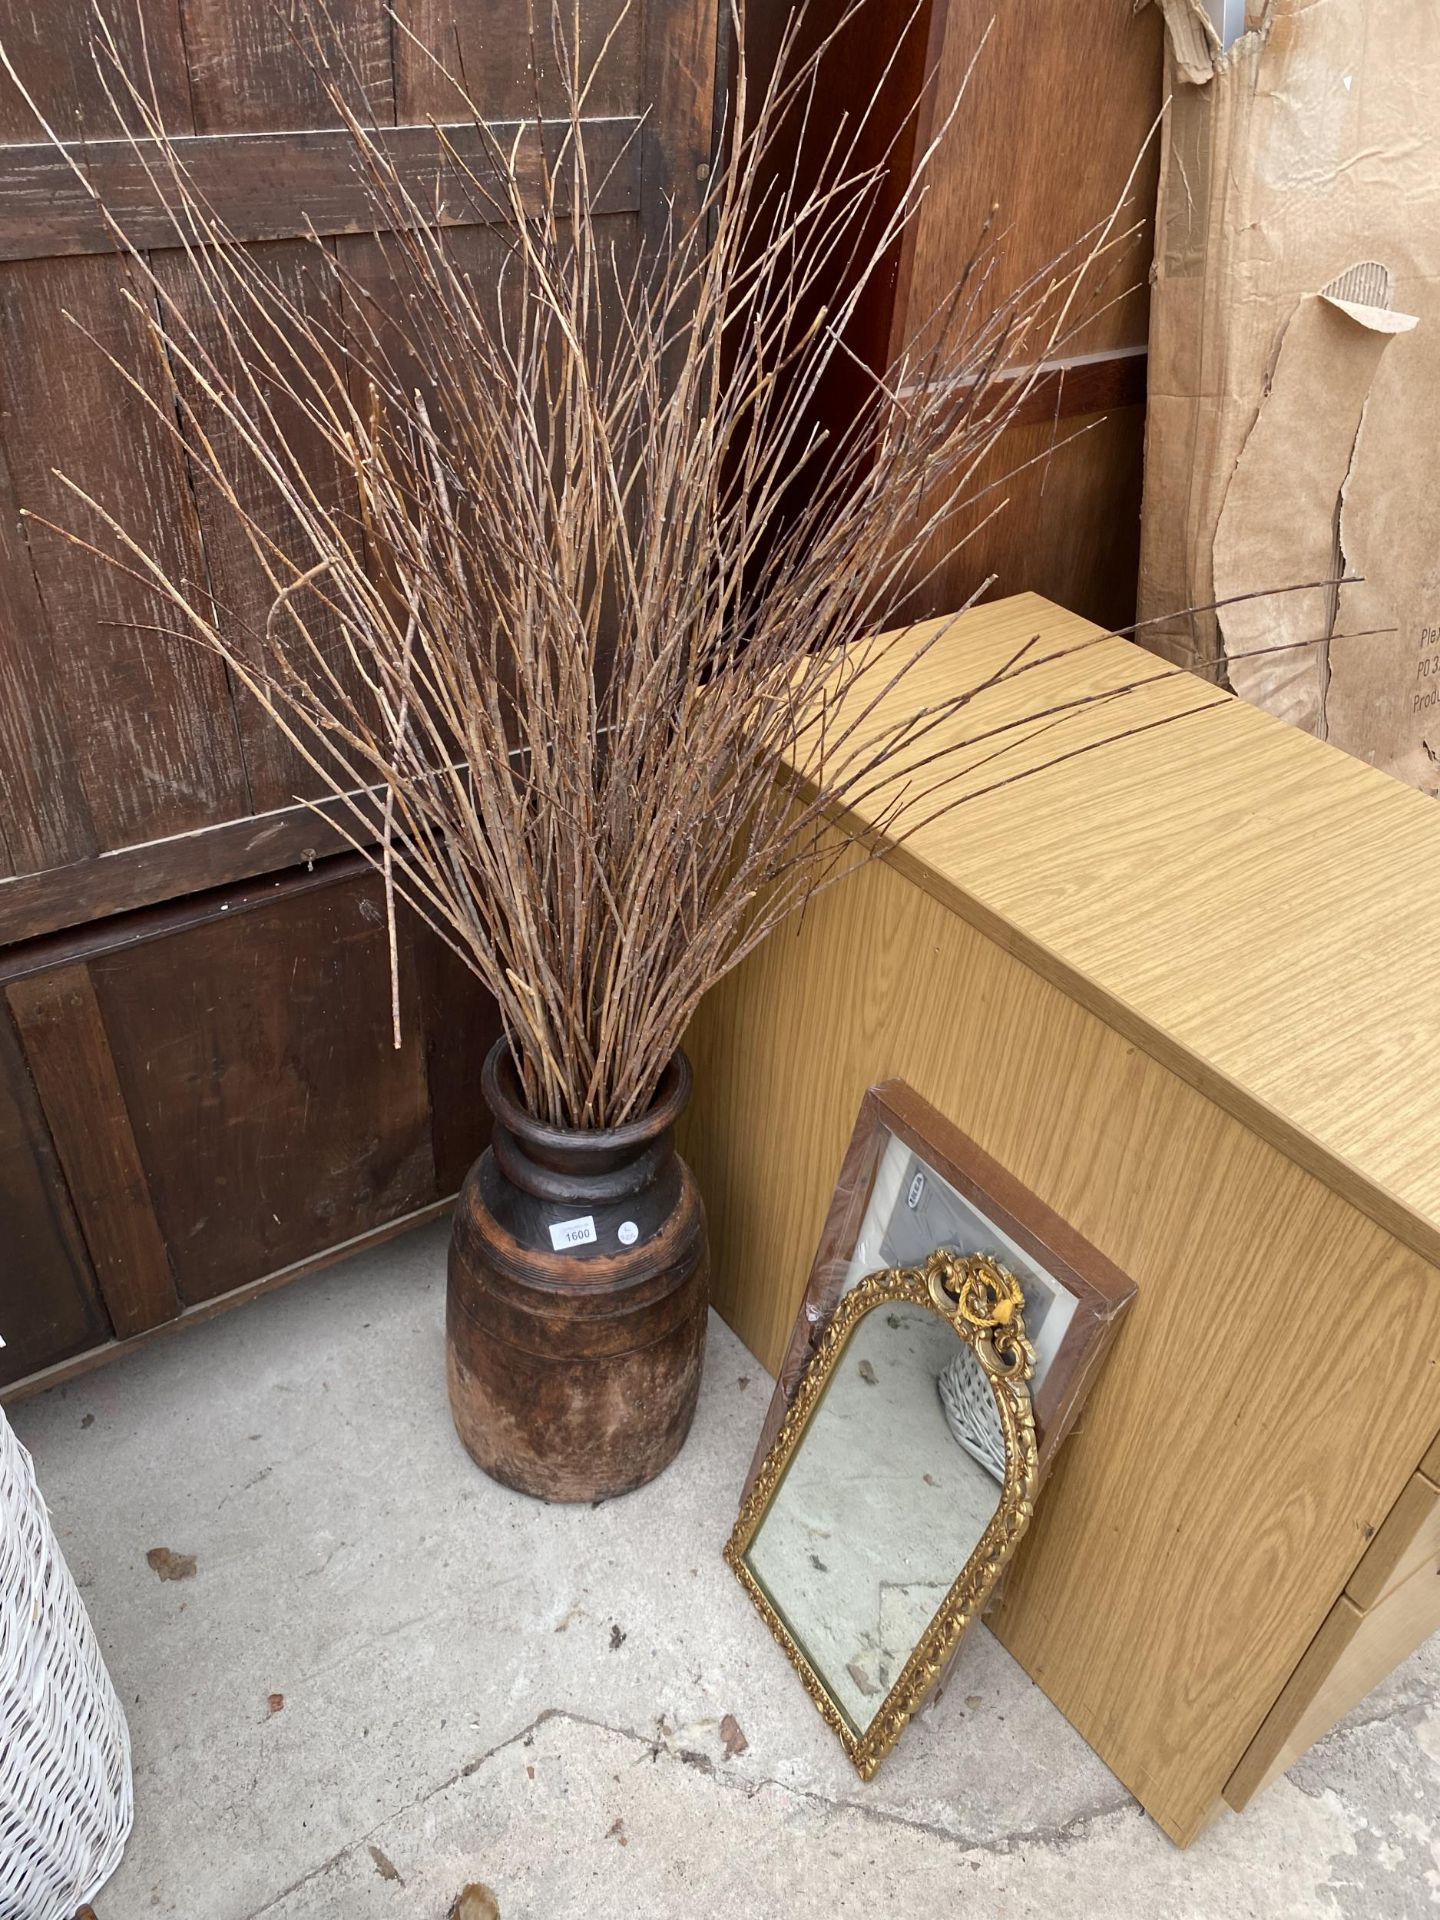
[7,0,1167,1126]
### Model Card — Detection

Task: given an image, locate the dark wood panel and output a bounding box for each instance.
[0,0,714,1401]
[741,0,1160,635]
[394,0,640,121]
[0,118,644,260]
[0,1196,451,1404]
[903,405,1149,644]
[0,845,498,1394]
[1,850,379,983]
[640,0,721,245]
[0,1001,111,1385]
[0,250,252,850]
[887,0,1158,638]
[894,0,1163,364]
[0,0,192,143]
[333,211,540,408]
[0,850,498,1397]
[412,917,502,1194]
[0,0,709,921]
[149,237,368,815]
[179,0,393,133]
[338,192,649,731]
[6,962,181,1339]
[0,423,98,876]
[329,212,557,725]
[734,0,934,429]
[962,345,1148,433]
[0,796,360,948]
[89,866,438,1304]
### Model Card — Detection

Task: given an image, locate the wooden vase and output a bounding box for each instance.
[446,1039,709,1502]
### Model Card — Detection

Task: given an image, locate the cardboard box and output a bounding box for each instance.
[1138,0,1438,793]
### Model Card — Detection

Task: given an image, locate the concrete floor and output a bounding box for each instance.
[13,1220,1440,1919]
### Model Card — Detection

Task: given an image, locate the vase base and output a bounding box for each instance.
[445,1315,705,1504]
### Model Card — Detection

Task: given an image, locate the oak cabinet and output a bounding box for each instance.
[685,592,1440,1844]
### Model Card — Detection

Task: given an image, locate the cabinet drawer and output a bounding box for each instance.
[1347,1471,1440,1611]
[1225,1469,1440,1810]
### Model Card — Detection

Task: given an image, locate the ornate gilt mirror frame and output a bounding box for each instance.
[724,1249,1039,1779]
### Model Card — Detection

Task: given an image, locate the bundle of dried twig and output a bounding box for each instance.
[7,0,1161,1127]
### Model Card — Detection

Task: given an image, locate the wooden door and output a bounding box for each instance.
[0,0,719,941]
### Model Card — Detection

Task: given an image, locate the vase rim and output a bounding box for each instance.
[482,1037,692,1153]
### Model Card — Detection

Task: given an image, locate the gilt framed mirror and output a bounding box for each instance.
[724,1249,1038,1779]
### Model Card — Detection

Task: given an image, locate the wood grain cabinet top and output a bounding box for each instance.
[801,591,1440,1272]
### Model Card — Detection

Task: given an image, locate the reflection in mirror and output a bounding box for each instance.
[726,1251,1037,1778]
[743,1303,1002,1734]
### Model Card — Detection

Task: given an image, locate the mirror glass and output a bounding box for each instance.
[742,1299,1003,1734]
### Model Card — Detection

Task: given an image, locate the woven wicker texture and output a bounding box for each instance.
[937,1350,1006,1484]
[0,1407,132,1920]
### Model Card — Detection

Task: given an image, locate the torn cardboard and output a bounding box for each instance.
[1139,0,1440,792]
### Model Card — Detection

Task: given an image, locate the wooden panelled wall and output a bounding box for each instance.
[0,858,501,1390]
[743,0,1162,635]
[0,0,719,1392]
[0,0,718,936]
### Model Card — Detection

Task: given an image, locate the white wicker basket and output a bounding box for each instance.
[937,1348,1007,1484]
[0,1406,132,1920]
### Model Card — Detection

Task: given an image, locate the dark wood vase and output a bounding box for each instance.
[446,1039,709,1502]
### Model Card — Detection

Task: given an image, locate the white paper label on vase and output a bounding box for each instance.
[549,1215,598,1251]
[617,1220,639,1246]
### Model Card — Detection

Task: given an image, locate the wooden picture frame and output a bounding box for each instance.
[744,1081,1138,1495]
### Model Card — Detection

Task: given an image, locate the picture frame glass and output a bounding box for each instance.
[740,1082,1136,1588]
[843,1126,1080,1400]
